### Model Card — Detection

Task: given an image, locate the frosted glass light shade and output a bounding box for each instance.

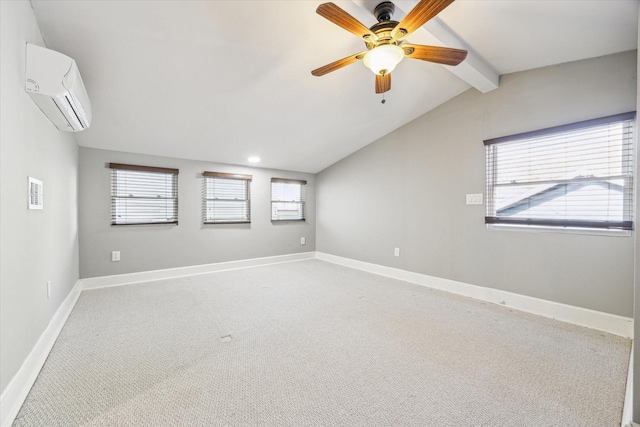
[363,45,404,75]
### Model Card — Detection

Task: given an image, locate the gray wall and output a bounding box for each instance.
[317,51,637,317]
[79,147,315,278]
[0,1,80,393]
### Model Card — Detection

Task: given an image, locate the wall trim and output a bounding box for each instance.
[623,345,634,426]
[316,252,633,338]
[80,252,316,290]
[0,280,82,427]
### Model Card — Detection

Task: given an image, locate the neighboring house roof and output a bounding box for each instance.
[497,180,624,221]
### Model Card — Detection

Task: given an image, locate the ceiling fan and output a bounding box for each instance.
[311,0,467,97]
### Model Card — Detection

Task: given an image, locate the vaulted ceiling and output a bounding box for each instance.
[31,0,638,173]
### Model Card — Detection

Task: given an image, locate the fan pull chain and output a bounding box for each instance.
[381,93,386,104]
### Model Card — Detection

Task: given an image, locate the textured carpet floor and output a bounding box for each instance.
[13,260,630,426]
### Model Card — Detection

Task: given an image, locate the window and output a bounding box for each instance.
[271,178,307,221]
[203,172,252,224]
[484,112,635,231]
[109,163,178,225]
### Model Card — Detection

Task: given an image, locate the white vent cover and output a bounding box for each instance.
[28,177,43,210]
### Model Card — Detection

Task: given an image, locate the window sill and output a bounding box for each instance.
[111,222,178,227]
[203,221,251,225]
[486,223,632,237]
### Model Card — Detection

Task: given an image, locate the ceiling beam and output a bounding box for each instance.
[420,15,499,93]
[351,0,500,93]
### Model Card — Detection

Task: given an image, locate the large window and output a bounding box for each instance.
[484,112,635,231]
[109,163,178,225]
[203,172,252,224]
[271,178,306,221]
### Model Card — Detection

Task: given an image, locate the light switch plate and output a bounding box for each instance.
[466,193,483,205]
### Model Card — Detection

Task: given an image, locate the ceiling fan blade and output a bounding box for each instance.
[402,44,467,66]
[391,0,455,41]
[375,73,391,94]
[311,51,367,77]
[316,3,377,42]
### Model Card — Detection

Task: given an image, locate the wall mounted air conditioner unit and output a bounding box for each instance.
[25,43,92,132]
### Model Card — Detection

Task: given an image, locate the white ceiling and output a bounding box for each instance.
[30,0,638,173]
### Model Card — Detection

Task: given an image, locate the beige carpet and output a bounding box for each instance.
[13,260,630,426]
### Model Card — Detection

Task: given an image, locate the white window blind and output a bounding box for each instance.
[109,163,179,225]
[484,112,635,231]
[203,172,252,224]
[271,178,307,221]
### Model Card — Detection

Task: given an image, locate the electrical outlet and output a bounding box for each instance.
[394,248,400,257]
[112,251,120,262]
[47,281,51,298]
[301,237,306,245]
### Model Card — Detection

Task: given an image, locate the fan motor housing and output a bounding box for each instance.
[367,20,400,50]
[366,1,401,49]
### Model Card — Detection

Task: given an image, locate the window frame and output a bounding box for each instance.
[202,171,252,224]
[270,178,307,222]
[483,112,635,232]
[109,163,179,226]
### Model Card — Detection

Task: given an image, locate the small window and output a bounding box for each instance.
[271,178,307,221]
[484,112,635,231]
[203,172,252,224]
[109,163,178,225]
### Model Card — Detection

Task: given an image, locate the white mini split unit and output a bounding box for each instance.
[25,43,92,132]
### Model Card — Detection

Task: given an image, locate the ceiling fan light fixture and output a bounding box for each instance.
[363,44,404,75]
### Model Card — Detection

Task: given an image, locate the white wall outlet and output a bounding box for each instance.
[46,281,51,298]
[301,237,306,245]
[394,247,400,257]
[466,193,483,205]
[112,251,120,262]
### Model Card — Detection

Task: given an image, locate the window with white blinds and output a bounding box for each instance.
[203,172,252,224]
[109,163,179,225]
[271,178,307,221]
[484,112,635,231]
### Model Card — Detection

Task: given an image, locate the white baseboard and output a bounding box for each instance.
[0,280,82,427]
[622,345,634,427]
[315,252,633,338]
[80,252,316,290]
